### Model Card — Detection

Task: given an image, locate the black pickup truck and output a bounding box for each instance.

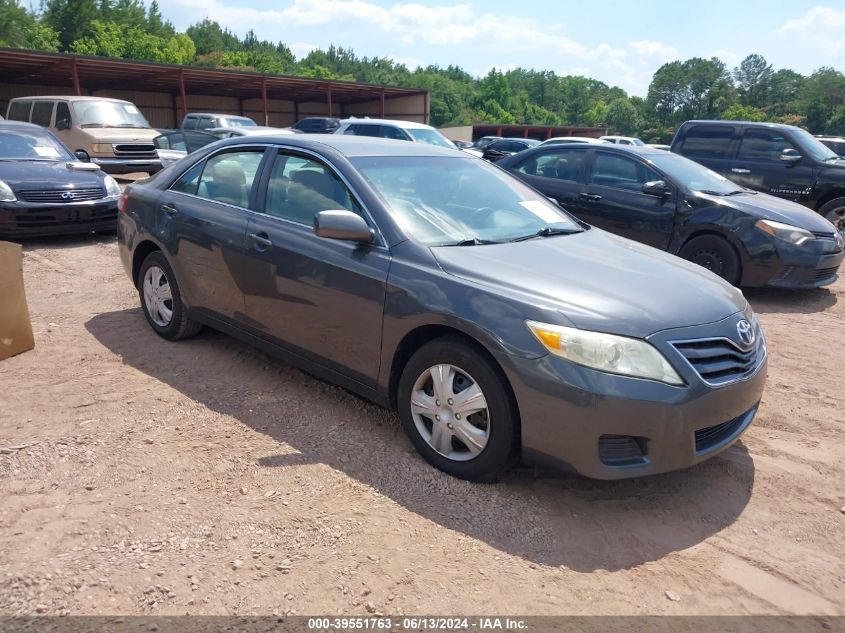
[671,121,845,229]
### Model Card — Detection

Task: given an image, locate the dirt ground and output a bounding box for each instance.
[0,235,843,617]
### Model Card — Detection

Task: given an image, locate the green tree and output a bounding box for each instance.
[734,54,773,108]
[44,0,99,50]
[721,103,767,121]
[799,67,845,133]
[606,97,642,135]
[185,18,239,55]
[0,0,34,47]
[146,0,174,39]
[70,19,124,57]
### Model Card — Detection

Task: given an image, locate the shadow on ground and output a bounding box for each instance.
[745,286,837,315]
[86,308,755,572]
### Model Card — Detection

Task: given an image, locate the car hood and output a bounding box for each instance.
[697,191,837,233]
[430,228,747,338]
[0,160,105,190]
[72,127,159,142]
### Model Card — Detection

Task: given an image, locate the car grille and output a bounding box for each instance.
[694,404,757,453]
[811,231,837,240]
[17,188,105,203]
[113,143,156,158]
[598,435,647,467]
[672,336,763,386]
[811,267,839,283]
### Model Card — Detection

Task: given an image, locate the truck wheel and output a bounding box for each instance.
[820,197,845,231]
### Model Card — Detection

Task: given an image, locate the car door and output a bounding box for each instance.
[241,149,391,386]
[579,151,676,249]
[731,127,817,202]
[508,147,587,212]
[159,147,269,321]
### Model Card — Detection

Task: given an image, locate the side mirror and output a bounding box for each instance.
[642,180,670,197]
[56,118,70,131]
[74,150,90,162]
[314,210,373,242]
[780,148,802,164]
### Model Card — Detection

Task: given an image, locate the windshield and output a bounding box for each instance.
[0,129,73,161]
[631,138,646,146]
[406,128,456,149]
[646,152,742,195]
[352,155,581,245]
[790,128,840,161]
[226,118,257,127]
[73,101,151,128]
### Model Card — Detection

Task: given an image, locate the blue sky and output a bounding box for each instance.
[155,0,845,95]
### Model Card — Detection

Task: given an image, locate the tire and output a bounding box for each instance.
[137,251,201,341]
[397,336,518,481]
[819,197,845,231]
[678,235,741,285]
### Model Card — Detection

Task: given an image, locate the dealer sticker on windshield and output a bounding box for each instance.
[519,200,563,224]
[33,146,61,158]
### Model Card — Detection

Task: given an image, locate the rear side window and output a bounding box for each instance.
[738,129,798,161]
[196,151,264,207]
[380,125,408,141]
[517,148,586,182]
[196,117,213,130]
[590,153,660,191]
[170,162,204,195]
[679,125,735,158]
[8,100,32,122]
[183,116,197,130]
[31,101,54,127]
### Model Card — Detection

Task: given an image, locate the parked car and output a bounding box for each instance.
[671,120,845,230]
[334,118,455,148]
[463,136,502,158]
[0,121,121,238]
[153,129,220,166]
[118,134,766,481]
[646,143,672,151]
[540,136,609,146]
[816,136,845,157]
[205,126,301,140]
[600,135,646,146]
[481,138,540,162]
[291,117,341,134]
[498,143,843,287]
[451,139,473,149]
[181,113,256,130]
[6,96,161,174]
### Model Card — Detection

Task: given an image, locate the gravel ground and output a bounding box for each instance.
[0,235,843,616]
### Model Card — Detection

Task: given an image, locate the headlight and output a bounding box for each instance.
[755,219,814,245]
[0,180,16,202]
[526,320,684,385]
[90,143,114,154]
[103,175,121,198]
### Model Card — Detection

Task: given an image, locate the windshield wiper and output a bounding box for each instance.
[450,237,501,246]
[80,123,112,128]
[509,227,582,242]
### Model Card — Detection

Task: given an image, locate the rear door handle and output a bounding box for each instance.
[731,168,751,174]
[161,203,178,215]
[579,193,602,202]
[249,232,273,248]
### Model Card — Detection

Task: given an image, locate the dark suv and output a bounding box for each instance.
[291,117,340,134]
[671,121,845,229]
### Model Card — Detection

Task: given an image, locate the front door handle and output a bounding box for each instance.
[161,203,178,215]
[731,168,751,174]
[249,232,273,248]
[579,193,603,202]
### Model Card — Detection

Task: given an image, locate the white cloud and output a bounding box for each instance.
[159,0,680,95]
[708,49,741,68]
[779,6,845,56]
[289,42,318,60]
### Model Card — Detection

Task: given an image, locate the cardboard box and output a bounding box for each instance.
[0,241,35,361]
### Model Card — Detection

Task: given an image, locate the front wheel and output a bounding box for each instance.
[678,235,741,285]
[819,197,845,231]
[397,337,518,481]
[137,251,201,340]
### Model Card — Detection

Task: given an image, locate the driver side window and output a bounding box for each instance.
[589,154,659,191]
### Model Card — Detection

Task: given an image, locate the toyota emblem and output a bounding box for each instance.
[60,191,75,200]
[736,320,755,347]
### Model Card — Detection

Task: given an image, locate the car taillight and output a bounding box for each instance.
[118,192,129,214]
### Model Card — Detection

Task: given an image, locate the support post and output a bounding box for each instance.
[327,84,333,116]
[71,58,81,96]
[294,101,299,124]
[178,69,187,123]
[423,91,429,124]
[261,77,269,126]
[379,88,385,118]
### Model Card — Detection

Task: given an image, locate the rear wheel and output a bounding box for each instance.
[397,337,518,481]
[679,235,741,285]
[820,197,845,231]
[138,251,201,340]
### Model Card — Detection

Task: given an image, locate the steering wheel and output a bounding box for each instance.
[466,206,497,227]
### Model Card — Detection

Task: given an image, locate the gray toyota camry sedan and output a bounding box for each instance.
[117,134,767,481]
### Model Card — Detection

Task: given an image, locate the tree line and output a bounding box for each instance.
[2,0,844,141]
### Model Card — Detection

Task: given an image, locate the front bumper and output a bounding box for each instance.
[744,234,844,288]
[509,313,767,479]
[90,156,162,175]
[0,199,118,238]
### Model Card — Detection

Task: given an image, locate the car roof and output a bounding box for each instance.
[185,113,252,119]
[682,119,805,132]
[211,133,464,158]
[510,142,668,158]
[0,120,52,132]
[339,118,434,130]
[10,95,133,104]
